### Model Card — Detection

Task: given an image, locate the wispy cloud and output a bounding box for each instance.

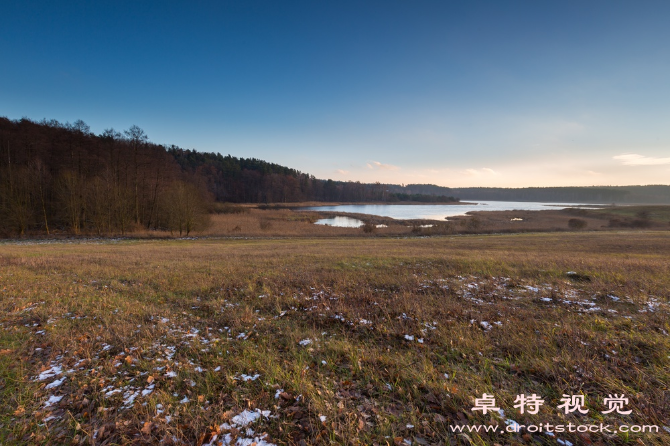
[463,167,498,176]
[335,169,349,175]
[613,153,670,166]
[366,161,399,170]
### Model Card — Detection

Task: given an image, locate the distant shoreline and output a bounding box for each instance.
[259,200,471,208]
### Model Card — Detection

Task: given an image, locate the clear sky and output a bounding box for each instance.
[2,1,669,187]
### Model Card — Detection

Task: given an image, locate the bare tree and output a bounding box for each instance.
[1,166,34,236]
[30,159,51,234]
[160,181,211,236]
[124,125,148,225]
[57,170,85,234]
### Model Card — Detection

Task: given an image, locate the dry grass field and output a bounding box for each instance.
[1,232,669,445]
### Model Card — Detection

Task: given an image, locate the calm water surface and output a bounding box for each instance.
[313,216,364,228]
[305,201,599,225]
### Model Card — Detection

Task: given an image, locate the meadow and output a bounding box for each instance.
[0,231,669,445]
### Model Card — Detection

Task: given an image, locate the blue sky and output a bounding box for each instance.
[2,1,669,186]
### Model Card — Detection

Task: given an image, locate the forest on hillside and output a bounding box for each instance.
[0,118,212,237]
[0,117,457,236]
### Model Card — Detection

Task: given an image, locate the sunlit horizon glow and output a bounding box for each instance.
[1,1,669,188]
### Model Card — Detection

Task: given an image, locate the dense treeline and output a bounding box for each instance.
[167,149,459,204]
[0,117,210,236]
[389,184,670,204]
[0,117,458,236]
[169,148,310,203]
[387,192,458,202]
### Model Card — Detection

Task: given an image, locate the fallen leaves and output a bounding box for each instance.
[140,421,153,435]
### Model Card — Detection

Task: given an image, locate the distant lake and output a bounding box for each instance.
[304,201,600,224]
[314,216,364,228]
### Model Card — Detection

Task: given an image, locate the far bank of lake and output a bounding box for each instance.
[303,201,602,226]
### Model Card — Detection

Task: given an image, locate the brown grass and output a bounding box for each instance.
[201,206,670,238]
[7,204,669,240]
[0,232,669,445]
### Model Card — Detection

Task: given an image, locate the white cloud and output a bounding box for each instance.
[463,167,498,176]
[335,169,349,175]
[613,153,670,166]
[366,161,399,170]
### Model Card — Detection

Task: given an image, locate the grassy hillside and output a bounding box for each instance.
[1,233,668,445]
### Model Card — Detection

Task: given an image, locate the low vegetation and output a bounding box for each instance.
[1,232,669,445]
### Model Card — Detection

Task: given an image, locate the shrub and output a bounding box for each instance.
[466,216,482,231]
[362,222,376,233]
[568,218,587,230]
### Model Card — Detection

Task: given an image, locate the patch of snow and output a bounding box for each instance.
[37,365,63,381]
[44,395,63,407]
[122,389,140,407]
[231,410,261,426]
[45,377,66,389]
[238,373,260,382]
[142,384,155,396]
